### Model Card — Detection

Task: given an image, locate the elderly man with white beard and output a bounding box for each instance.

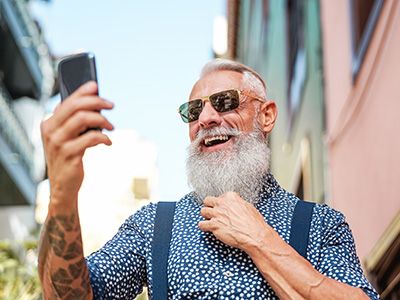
[38,59,379,299]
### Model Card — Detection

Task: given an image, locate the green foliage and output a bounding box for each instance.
[0,239,42,300]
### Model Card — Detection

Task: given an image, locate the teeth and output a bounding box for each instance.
[204,135,229,146]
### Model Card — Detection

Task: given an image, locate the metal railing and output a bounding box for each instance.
[0,0,55,101]
[0,82,35,177]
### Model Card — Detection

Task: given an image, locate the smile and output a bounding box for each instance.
[203,135,232,147]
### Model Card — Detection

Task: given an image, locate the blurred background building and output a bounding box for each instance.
[222,0,399,297]
[0,0,55,240]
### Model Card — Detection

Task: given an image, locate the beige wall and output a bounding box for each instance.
[321,0,400,262]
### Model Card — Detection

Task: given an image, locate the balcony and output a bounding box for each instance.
[0,82,36,205]
[0,0,55,101]
[0,0,56,205]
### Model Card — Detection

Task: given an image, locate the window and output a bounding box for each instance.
[260,0,270,58]
[286,0,306,131]
[236,0,270,65]
[350,0,384,77]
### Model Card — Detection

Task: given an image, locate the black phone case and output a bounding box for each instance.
[58,52,98,100]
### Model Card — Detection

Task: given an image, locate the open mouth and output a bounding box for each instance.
[203,135,232,147]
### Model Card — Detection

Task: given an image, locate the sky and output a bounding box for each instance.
[30,0,225,201]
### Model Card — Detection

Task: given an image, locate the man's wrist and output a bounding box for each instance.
[48,193,79,211]
[243,225,282,258]
[243,224,293,261]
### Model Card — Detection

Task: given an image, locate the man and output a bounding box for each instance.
[38,59,379,299]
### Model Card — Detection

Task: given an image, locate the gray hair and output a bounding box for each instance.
[200,58,267,100]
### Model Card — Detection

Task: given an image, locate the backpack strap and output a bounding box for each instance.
[152,201,176,300]
[289,200,315,259]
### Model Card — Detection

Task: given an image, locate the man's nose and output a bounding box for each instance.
[198,101,222,128]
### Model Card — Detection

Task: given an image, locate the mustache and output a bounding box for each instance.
[192,127,241,147]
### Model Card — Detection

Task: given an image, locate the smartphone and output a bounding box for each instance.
[58,52,98,100]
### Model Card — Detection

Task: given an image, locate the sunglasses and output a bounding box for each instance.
[178,89,265,123]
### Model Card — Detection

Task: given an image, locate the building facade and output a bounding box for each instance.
[226,0,399,297]
[321,0,399,297]
[0,0,55,240]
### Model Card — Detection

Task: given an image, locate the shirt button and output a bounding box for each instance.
[223,271,233,277]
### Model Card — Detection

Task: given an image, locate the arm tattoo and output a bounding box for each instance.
[46,214,82,259]
[39,212,92,299]
[47,218,66,257]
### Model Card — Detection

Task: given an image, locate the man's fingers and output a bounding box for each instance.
[69,81,98,98]
[198,220,217,232]
[50,96,113,129]
[200,207,214,220]
[203,196,219,208]
[63,130,112,158]
[45,80,111,130]
[52,111,113,143]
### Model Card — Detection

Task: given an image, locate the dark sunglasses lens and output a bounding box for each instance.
[178,103,190,123]
[210,90,240,112]
[179,99,203,123]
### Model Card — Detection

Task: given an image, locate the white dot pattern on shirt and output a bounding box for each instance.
[86,173,379,299]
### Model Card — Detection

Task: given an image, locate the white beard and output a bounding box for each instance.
[186,126,270,205]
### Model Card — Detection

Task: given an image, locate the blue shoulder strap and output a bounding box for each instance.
[152,201,176,300]
[152,199,314,299]
[289,200,315,259]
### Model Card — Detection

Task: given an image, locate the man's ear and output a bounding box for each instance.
[258,101,277,134]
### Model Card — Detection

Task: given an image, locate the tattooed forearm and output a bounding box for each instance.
[38,211,93,300]
[51,265,87,300]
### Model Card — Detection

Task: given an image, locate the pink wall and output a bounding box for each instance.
[321,0,400,262]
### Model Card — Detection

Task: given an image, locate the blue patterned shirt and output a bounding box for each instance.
[86,174,379,299]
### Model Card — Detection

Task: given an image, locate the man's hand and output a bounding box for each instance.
[40,81,114,204]
[198,192,271,251]
[39,81,114,299]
